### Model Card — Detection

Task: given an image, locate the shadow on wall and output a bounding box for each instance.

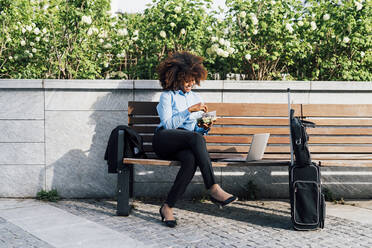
[40,91,129,198]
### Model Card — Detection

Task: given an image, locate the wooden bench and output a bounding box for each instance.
[115,101,372,216]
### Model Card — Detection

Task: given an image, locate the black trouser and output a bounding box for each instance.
[152,128,216,207]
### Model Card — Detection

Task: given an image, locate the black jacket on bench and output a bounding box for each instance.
[104,125,146,173]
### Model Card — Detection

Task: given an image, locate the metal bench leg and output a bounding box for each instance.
[116,130,132,216]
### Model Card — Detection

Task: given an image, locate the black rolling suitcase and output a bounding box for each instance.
[287,89,325,231]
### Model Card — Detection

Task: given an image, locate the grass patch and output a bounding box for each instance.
[36,189,60,202]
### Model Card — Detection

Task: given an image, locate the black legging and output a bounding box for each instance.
[152,128,216,207]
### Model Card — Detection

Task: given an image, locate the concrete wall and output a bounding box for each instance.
[1,79,372,199]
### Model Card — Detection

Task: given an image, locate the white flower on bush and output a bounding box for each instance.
[103,43,112,49]
[285,23,294,33]
[211,36,218,42]
[29,53,33,58]
[207,26,212,32]
[31,23,36,28]
[310,21,317,31]
[160,30,166,38]
[21,28,26,33]
[9,56,13,60]
[253,29,258,35]
[20,40,26,46]
[343,36,350,43]
[117,52,126,58]
[174,6,181,13]
[117,28,128,36]
[117,71,126,78]
[99,38,104,43]
[43,37,49,42]
[298,21,304,27]
[33,27,40,35]
[240,11,246,18]
[323,14,330,21]
[250,13,258,25]
[42,28,47,34]
[219,38,225,46]
[132,36,138,41]
[211,44,219,52]
[25,50,29,54]
[355,1,363,11]
[26,25,32,32]
[180,28,186,35]
[245,54,251,60]
[225,40,231,47]
[227,47,235,54]
[103,62,109,68]
[99,31,108,38]
[170,22,176,28]
[81,16,92,25]
[32,48,37,53]
[361,51,365,57]
[216,48,228,58]
[87,28,94,36]
[271,0,276,4]
[30,42,35,46]
[133,30,139,36]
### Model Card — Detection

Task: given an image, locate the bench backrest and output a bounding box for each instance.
[128,101,301,160]
[301,104,372,166]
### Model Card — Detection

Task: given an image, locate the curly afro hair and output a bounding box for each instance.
[157,51,207,91]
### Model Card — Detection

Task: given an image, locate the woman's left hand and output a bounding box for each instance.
[201,120,216,130]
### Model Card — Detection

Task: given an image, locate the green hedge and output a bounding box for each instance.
[0,0,370,80]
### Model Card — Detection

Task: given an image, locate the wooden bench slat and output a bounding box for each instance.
[312,160,372,167]
[124,158,372,167]
[309,146,372,153]
[207,103,301,117]
[128,101,158,115]
[263,154,372,160]
[123,158,290,167]
[209,127,290,135]
[129,117,160,125]
[214,118,290,125]
[308,128,372,135]
[302,104,372,117]
[130,117,291,126]
[308,136,372,144]
[308,118,372,126]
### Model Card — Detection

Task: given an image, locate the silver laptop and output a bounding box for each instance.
[220,133,270,162]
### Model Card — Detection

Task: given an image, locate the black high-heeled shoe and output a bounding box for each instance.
[210,195,237,208]
[159,204,177,228]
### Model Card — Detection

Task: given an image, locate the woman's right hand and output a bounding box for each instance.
[188,102,208,113]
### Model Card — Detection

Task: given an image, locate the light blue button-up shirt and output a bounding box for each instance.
[156,90,208,134]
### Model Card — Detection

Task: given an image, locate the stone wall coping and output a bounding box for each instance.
[0,79,43,88]
[1,79,372,91]
[43,79,134,89]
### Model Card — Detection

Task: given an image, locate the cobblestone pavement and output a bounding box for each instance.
[45,199,372,248]
[0,217,53,248]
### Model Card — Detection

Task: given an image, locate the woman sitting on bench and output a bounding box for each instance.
[153,51,237,228]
